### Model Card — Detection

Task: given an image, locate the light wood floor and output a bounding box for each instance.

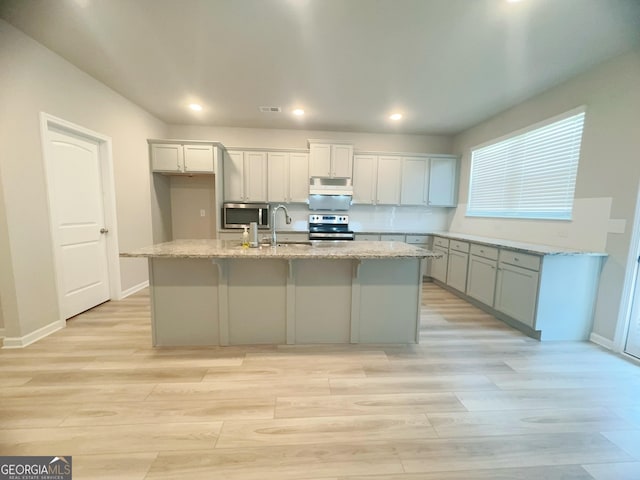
[1,282,639,479]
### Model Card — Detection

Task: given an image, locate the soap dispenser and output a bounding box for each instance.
[242,226,249,248]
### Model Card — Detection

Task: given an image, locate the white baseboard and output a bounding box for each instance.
[2,319,66,349]
[589,332,615,351]
[120,280,149,299]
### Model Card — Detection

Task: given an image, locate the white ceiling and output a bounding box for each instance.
[2,0,640,135]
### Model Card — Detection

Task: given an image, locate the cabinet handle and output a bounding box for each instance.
[514,257,520,262]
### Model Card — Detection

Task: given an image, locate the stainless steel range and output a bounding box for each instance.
[308,214,355,241]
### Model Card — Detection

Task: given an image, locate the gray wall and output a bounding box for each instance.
[0,20,167,339]
[452,49,640,342]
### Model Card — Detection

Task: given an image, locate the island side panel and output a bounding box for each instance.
[358,258,421,343]
[294,259,353,343]
[150,258,220,346]
[536,255,603,341]
[227,259,287,344]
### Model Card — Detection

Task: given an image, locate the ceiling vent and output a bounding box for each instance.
[259,106,282,113]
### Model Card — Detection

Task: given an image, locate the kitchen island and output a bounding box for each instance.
[121,240,437,346]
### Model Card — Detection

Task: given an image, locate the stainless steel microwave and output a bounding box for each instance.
[222,203,270,229]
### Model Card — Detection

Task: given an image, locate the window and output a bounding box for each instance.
[467,108,586,220]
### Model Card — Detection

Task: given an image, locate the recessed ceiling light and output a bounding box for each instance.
[390,113,402,121]
[506,0,523,3]
[293,108,305,116]
[189,103,203,111]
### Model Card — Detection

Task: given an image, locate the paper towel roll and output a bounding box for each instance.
[249,222,259,247]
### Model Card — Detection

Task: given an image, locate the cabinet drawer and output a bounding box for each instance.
[470,243,498,260]
[380,234,405,242]
[405,234,429,245]
[499,250,541,271]
[433,236,449,248]
[356,234,380,241]
[449,240,469,253]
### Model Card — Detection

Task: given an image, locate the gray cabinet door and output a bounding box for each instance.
[428,157,458,207]
[183,144,214,173]
[446,250,468,292]
[466,255,497,306]
[431,246,449,283]
[495,263,539,328]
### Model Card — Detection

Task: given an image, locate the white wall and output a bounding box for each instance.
[0,163,11,332]
[451,49,640,342]
[0,20,167,339]
[167,125,453,154]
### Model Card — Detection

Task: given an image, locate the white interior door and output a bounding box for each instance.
[48,129,111,319]
[625,270,640,358]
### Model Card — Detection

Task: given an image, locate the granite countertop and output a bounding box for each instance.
[431,232,607,256]
[121,239,439,260]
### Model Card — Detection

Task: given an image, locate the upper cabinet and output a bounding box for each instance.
[376,156,402,205]
[308,140,353,178]
[267,152,309,203]
[223,151,267,202]
[428,156,458,207]
[352,155,377,204]
[401,157,429,206]
[353,154,456,207]
[150,142,216,174]
[353,153,458,207]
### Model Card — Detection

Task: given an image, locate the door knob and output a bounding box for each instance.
[100,228,109,234]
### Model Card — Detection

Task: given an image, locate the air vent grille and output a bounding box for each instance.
[259,106,282,113]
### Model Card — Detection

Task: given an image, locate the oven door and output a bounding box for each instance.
[308,227,355,241]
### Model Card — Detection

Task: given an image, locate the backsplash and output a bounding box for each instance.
[270,203,452,233]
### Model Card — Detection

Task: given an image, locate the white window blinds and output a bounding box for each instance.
[467,110,585,220]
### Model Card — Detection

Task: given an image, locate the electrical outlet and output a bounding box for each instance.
[200,209,206,217]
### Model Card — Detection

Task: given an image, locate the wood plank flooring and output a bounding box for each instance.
[1,282,640,479]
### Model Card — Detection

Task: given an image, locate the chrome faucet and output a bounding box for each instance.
[271,204,292,245]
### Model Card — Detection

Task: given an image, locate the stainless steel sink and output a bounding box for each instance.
[275,241,313,247]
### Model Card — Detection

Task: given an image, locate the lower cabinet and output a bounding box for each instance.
[380,234,406,241]
[466,255,497,306]
[445,240,469,293]
[430,245,449,283]
[405,234,431,277]
[466,244,499,306]
[428,237,604,341]
[495,262,539,328]
[446,249,468,292]
[355,234,380,241]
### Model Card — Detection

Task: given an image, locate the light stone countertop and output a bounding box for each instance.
[431,232,608,256]
[120,239,438,260]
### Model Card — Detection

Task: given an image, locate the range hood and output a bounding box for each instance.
[308,177,353,211]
